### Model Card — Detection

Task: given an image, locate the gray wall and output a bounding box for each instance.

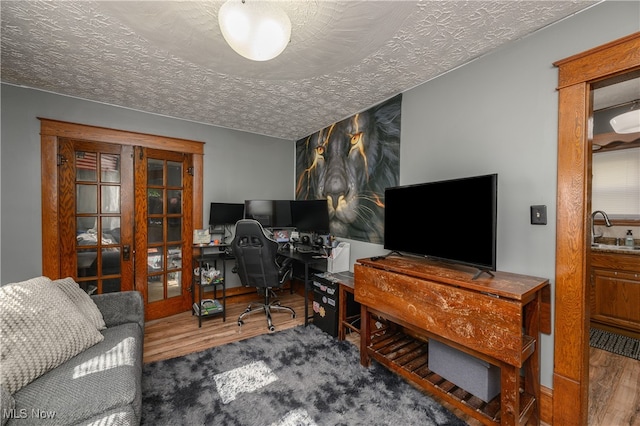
[399,1,639,388]
[1,1,638,389]
[0,85,295,288]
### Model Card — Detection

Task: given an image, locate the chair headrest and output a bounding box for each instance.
[233,219,277,247]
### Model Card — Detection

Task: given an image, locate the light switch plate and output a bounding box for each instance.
[530,205,547,225]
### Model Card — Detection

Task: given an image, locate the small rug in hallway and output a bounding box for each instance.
[141,325,465,425]
[589,328,640,361]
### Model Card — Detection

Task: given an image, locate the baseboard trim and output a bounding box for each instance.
[540,385,553,425]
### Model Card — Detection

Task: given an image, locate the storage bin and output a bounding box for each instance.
[429,339,501,402]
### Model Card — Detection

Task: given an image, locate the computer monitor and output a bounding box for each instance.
[209,202,245,227]
[290,199,330,234]
[244,200,293,228]
[273,200,293,228]
[244,200,274,227]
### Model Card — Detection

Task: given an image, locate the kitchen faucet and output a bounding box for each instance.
[591,210,612,245]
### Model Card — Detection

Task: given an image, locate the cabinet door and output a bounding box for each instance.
[591,268,640,332]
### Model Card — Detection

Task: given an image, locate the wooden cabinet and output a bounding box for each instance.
[354,256,550,425]
[590,251,640,338]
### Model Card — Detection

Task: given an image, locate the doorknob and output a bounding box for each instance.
[123,245,131,261]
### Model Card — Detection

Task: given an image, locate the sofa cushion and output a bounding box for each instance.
[82,406,138,426]
[10,323,143,426]
[0,277,104,394]
[54,277,106,330]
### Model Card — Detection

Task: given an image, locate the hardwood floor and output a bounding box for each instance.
[143,292,640,425]
[589,347,640,426]
[143,290,307,363]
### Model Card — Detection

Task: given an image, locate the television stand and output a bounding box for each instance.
[354,256,550,425]
[370,250,403,261]
[472,268,495,280]
[421,255,496,281]
[372,253,495,280]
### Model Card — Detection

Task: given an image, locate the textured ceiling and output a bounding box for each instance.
[1,1,600,140]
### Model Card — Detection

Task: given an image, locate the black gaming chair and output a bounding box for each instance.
[231,219,295,332]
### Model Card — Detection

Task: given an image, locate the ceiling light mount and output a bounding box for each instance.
[218,0,291,62]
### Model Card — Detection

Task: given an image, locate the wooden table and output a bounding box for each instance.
[334,272,360,341]
[355,255,550,425]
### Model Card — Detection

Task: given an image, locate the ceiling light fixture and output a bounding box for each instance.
[218,0,291,62]
[610,100,640,134]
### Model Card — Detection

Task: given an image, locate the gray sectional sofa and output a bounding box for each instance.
[1,277,144,426]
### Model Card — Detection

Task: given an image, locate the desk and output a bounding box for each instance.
[192,244,230,328]
[332,272,359,340]
[278,249,327,326]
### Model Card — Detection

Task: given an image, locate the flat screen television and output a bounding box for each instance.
[209,202,245,227]
[291,199,330,234]
[244,200,292,228]
[384,173,497,275]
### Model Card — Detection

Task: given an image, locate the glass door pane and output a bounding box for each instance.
[146,156,185,303]
[74,148,123,293]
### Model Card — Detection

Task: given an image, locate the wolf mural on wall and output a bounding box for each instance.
[295,94,401,244]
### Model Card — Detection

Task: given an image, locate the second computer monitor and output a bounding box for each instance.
[244,200,292,228]
[290,199,330,234]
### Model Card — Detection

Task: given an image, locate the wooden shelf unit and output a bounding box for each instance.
[354,255,550,426]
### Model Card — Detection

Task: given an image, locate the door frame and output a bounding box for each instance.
[40,118,204,302]
[552,32,640,425]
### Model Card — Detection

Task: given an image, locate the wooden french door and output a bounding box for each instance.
[134,147,194,320]
[41,119,204,321]
[58,139,135,294]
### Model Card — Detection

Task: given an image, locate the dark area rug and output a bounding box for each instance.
[590,328,640,361]
[141,325,465,425]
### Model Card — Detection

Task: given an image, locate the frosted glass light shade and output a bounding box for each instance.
[610,109,640,134]
[218,0,291,61]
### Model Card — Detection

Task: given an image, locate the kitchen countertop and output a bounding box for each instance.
[591,244,640,256]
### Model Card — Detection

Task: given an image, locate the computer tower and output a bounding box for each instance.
[312,276,339,337]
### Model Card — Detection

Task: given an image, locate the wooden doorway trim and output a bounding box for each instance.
[40,118,204,279]
[552,32,640,425]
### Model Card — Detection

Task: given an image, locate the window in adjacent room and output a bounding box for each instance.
[592,146,640,220]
